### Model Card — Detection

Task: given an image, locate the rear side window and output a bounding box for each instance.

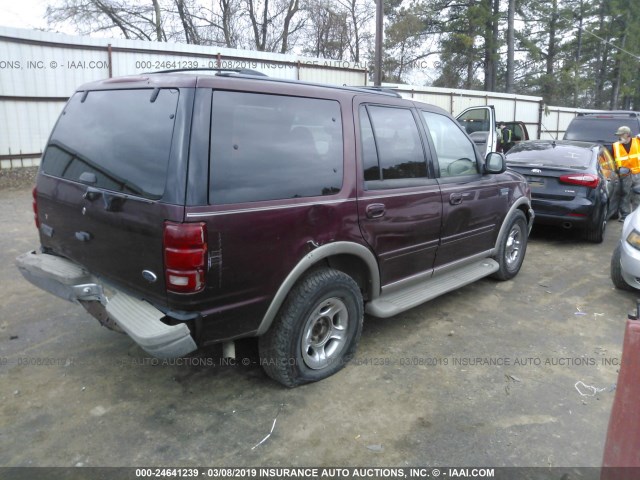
[41,89,179,200]
[359,105,428,188]
[209,91,343,205]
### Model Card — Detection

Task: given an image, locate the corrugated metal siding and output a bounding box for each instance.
[1,25,584,168]
[390,84,545,140]
[0,26,368,167]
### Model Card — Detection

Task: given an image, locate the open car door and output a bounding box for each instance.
[456,106,497,158]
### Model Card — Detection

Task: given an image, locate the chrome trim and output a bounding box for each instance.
[432,249,495,276]
[186,198,357,218]
[71,283,106,304]
[380,249,494,296]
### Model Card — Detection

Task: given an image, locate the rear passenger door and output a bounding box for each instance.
[421,109,507,268]
[355,100,442,287]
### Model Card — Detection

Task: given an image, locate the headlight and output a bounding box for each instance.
[627,230,640,250]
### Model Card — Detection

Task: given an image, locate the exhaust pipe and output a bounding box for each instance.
[562,222,573,229]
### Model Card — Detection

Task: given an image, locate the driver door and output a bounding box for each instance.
[456,106,497,158]
[421,109,507,268]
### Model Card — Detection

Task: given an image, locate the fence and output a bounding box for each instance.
[1,26,590,169]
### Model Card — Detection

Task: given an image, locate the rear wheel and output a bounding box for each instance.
[611,244,634,291]
[585,206,606,243]
[491,210,528,281]
[259,268,364,387]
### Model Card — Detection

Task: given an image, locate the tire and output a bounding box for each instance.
[491,210,528,281]
[258,268,364,387]
[611,244,635,291]
[585,207,606,243]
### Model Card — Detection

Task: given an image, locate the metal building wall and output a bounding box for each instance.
[0,26,368,169]
[1,26,587,170]
[387,84,545,141]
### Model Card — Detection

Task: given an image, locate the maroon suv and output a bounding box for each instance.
[16,70,533,386]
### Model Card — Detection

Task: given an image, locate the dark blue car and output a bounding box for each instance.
[506,140,620,243]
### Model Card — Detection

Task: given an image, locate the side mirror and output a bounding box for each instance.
[484,152,506,174]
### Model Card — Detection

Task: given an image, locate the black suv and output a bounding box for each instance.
[564,111,640,154]
[17,69,533,386]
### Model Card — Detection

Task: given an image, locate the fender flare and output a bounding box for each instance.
[256,241,380,336]
[493,197,534,253]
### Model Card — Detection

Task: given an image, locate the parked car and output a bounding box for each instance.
[611,201,640,291]
[456,105,529,158]
[16,69,533,386]
[506,139,620,243]
[563,111,640,155]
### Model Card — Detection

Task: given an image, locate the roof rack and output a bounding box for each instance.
[147,67,268,77]
[350,86,402,98]
[577,110,639,117]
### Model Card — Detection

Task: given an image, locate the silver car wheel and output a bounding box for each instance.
[301,297,349,370]
[505,223,523,269]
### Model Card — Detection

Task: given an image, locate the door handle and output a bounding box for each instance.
[366,203,386,219]
[450,193,463,205]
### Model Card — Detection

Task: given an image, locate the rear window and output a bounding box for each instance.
[41,89,179,200]
[209,91,343,205]
[506,142,591,168]
[564,117,639,144]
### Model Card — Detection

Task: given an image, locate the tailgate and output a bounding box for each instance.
[36,88,185,305]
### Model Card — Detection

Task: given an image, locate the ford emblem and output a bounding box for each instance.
[531,168,542,174]
[142,270,158,283]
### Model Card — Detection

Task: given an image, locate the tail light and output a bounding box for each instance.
[32,186,40,229]
[559,173,599,189]
[163,222,207,294]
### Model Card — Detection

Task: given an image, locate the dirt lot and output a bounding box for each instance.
[0,176,635,469]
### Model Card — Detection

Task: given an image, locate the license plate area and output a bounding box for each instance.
[526,176,545,188]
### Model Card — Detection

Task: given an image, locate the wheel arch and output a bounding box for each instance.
[255,242,380,336]
[494,197,534,253]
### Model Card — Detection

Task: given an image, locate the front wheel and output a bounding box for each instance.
[611,244,635,291]
[259,268,364,387]
[491,210,528,281]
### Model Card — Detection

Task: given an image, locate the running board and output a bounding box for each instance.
[365,259,499,318]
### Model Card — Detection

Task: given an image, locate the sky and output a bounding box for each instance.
[1,1,49,30]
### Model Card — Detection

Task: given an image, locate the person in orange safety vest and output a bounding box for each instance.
[613,125,640,220]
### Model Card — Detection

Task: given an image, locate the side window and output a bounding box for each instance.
[512,124,523,141]
[360,108,381,181]
[422,111,479,177]
[599,148,615,179]
[359,105,428,188]
[209,91,343,205]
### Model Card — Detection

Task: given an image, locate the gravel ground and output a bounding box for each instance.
[0,167,38,190]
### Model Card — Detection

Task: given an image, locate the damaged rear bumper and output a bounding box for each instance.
[15,250,197,359]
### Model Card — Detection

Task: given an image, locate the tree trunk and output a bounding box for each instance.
[506,0,515,93]
[280,0,299,53]
[151,0,163,42]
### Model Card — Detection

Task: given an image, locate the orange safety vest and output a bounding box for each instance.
[613,137,640,174]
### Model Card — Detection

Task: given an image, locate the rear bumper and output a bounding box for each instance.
[531,198,599,229]
[15,250,197,358]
